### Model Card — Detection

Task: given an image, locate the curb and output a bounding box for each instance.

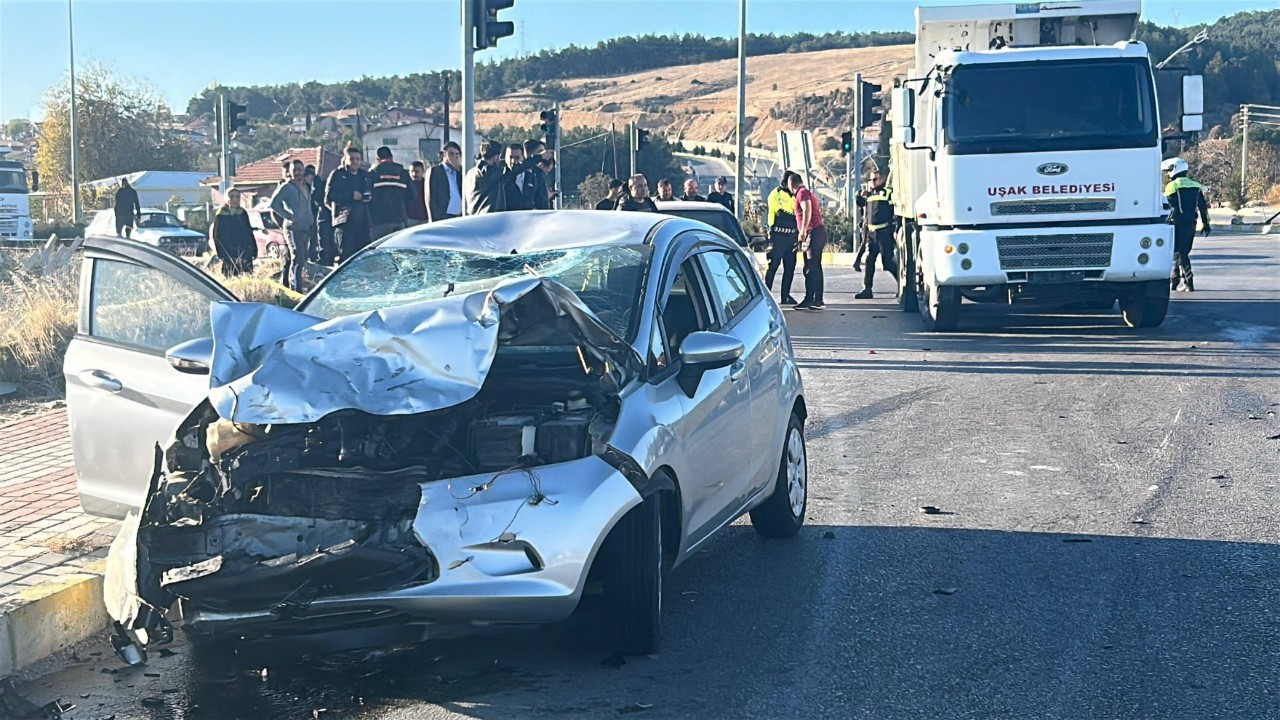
[0,566,108,676]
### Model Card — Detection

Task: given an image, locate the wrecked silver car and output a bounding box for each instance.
[66,210,807,660]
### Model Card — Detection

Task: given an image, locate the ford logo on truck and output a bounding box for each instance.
[1036,162,1069,176]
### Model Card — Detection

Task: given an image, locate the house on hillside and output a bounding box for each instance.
[84,171,213,207]
[376,107,431,127]
[361,121,485,167]
[313,109,370,135]
[200,147,341,206]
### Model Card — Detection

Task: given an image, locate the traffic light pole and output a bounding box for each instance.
[852,73,862,234]
[218,94,230,196]
[461,0,477,172]
[629,122,637,178]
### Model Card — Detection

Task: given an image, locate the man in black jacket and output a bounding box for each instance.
[113,178,141,238]
[707,177,734,213]
[428,141,464,222]
[324,145,373,261]
[368,146,415,240]
[464,141,508,215]
[617,174,658,212]
[521,139,552,210]
[501,142,552,211]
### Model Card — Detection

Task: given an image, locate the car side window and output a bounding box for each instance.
[90,259,213,353]
[696,250,756,327]
[659,259,714,356]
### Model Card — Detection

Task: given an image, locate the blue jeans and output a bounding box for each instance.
[282,225,313,291]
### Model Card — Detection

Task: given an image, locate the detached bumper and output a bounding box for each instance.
[921,223,1174,286]
[178,455,643,636]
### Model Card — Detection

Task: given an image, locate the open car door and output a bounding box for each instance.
[65,236,236,518]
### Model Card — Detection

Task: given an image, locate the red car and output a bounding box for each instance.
[246,204,287,259]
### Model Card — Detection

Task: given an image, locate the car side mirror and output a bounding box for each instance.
[165,336,213,374]
[891,87,916,145]
[676,331,743,396]
[1181,75,1204,134]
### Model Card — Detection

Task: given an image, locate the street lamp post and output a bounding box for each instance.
[68,0,80,224]
[734,0,746,221]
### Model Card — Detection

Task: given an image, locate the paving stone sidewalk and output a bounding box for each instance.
[0,409,118,673]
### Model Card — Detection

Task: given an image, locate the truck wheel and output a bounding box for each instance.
[749,413,807,538]
[921,277,960,332]
[1120,280,1170,328]
[897,224,919,313]
[602,493,663,655]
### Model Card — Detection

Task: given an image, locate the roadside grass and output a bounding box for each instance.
[0,249,309,404]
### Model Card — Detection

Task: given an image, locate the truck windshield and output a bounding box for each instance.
[944,59,1157,155]
[0,169,28,194]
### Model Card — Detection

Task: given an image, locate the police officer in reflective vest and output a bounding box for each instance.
[1162,157,1210,292]
[855,170,898,299]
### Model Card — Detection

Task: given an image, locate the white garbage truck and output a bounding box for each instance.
[0,148,36,244]
[888,0,1202,330]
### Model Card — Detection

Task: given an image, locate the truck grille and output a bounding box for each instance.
[0,218,17,236]
[996,233,1114,270]
[991,199,1116,215]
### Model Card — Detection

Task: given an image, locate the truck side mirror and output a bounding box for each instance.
[891,88,916,145]
[29,169,39,192]
[1181,75,1203,133]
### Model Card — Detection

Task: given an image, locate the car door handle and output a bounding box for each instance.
[729,361,747,382]
[80,369,123,393]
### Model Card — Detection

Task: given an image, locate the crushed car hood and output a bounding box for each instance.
[208,277,641,425]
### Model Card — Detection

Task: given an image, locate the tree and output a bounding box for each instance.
[577,173,613,209]
[36,63,195,194]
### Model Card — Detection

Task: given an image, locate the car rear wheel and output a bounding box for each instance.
[750,413,807,538]
[602,491,664,655]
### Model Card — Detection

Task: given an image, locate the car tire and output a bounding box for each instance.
[750,413,807,538]
[266,242,282,259]
[897,223,919,313]
[1120,280,1170,328]
[602,493,663,655]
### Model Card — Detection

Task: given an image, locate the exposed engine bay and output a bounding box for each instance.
[134,349,621,619]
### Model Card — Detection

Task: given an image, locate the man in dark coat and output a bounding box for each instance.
[113,178,141,238]
[368,146,415,240]
[324,145,373,261]
[428,141,464,222]
[210,188,256,276]
[707,177,735,213]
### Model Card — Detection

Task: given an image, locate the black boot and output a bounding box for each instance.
[1184,275,1195,292]
[854,288,874,299]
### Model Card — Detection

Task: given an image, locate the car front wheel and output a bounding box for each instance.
[750,413,807,538]
[602,492,664,655]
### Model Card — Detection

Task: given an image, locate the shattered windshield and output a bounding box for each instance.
[303,244,651,337]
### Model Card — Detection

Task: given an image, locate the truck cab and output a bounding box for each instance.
[0,158,35,244]
[889,1,1202,331]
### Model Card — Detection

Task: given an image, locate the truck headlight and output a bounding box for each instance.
[1138,253,1149,265]
[1156,238,1165,247]
[961,259,973,270]
[957,242,969,255]
[1140,237,1152,249]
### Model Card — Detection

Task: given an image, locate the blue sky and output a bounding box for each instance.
[0,0,1269,121]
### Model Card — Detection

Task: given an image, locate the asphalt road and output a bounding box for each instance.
[17,232,1280,720]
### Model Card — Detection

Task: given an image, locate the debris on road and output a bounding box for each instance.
[140,697,166,708]
[1210,474,1229,480]
[601,654,627,669]
[1063,538,1093,543]
[1268,434,1280,441]
[619,702,655,713]
[0,678,41,719]
[934,587,959,595]
[1131,519,1149,525]
[919,506,954,515]
[822,531,837,539]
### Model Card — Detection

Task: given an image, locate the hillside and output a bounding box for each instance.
[475,44,914,149]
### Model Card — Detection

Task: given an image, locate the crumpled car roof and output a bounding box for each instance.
[378,209,670,255]
[208,277,640,425]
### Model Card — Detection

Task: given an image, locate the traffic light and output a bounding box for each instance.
[227,101,248,135]
[840,131,853,156]
[474,0,516,51]
[540,109,558,145]
[635,127,651,149]
[858,80,883,129]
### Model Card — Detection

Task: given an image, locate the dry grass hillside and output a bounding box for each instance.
[476,44,913,149]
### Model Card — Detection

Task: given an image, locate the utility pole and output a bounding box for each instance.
[442,73,450,160]
[1241,104,1249,198]
[461,0,477,171]
[67,0,80,223]
[733,0,746,221]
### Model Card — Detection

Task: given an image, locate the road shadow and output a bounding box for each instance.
[35,525,1279,720]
